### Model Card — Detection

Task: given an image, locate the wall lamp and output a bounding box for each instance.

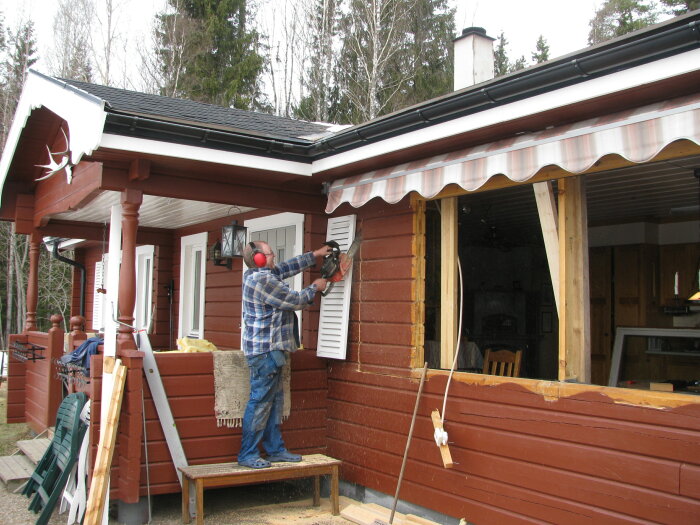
[209,221,247,269]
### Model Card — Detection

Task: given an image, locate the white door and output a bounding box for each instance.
[243,213,305,343]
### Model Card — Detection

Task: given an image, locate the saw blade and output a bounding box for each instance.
[345,233,362,258]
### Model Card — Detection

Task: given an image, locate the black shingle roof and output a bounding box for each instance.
[61,78,332,142]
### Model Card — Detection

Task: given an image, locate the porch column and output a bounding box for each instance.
[557,176,591,383]
[24,231,41,332]
[117,189,142,352]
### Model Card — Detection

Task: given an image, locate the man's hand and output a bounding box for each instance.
[313,244,332,258]
[312,278,328,292]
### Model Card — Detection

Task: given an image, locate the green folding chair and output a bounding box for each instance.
[23,392,88,525]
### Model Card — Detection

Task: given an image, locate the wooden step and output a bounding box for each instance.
[0,454,36,490]
[17,438,51,464]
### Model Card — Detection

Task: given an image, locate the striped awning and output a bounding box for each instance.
[325,93,700,213]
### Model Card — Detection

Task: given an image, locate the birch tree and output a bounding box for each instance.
[336,0,416,123]
[296,0,343,122]
[48,0,94,81]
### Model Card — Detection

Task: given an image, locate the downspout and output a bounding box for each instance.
[52,241,86,317]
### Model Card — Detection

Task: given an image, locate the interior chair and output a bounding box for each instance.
[482,348,522,377]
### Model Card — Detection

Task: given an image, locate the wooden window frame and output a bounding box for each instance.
[178,232,207,340]
[414,175,591,383]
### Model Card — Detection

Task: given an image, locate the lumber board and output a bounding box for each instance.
[533,181,559,314]
[84,359,127,525]
[430,409,454,469]
[439,197,458,369]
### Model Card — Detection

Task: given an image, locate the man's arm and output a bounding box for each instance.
[260,276,323,311]
[275,245,332,280]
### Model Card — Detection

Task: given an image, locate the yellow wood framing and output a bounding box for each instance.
[84,359,128,525]
[440,198,458,369]
[557,176,591,383]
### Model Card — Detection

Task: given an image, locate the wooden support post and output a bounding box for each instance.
[440,198,458,369]
[557,176,591,383]
[24,232,41,332]
[533,181,560,315]
[117,189,142,352]
[430,409,454,469]
[84,359,127,525]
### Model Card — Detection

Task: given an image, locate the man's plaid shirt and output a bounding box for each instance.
[242,252,318,357]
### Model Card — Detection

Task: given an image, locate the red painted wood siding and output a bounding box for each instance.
[326,197,700,524]
[119,349,328,495]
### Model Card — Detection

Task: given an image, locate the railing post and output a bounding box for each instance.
[45,314,65,429]
[69,315,87,350]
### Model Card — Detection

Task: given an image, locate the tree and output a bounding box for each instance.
[163,0,267,110]
[588,0,657,45]
[493,32,510,77]
[259,0,304,117]
[383,0,454,113]
[335,0,419,123]
[49,0,94,82]
[659,0,699,15]
[139,0,205,96]
[295,0,343,122]
[92,0,125,86]
[531,35,550,64]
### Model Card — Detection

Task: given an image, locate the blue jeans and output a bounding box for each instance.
[238,351,287,463]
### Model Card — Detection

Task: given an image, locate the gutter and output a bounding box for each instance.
[51,241,86,318]
[97,13,700,162]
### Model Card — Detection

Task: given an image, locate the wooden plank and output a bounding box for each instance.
[430,410,453,469]
[84,359,127,525]
[439,197,458,369]
[557,176,591,383]
[533,181,559,314]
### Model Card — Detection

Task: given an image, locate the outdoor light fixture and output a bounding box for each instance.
[208,221,247,270]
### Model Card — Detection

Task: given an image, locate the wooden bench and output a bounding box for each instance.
[179,454,341,524]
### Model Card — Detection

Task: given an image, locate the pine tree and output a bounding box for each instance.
[659,0,699,15]
[384,0,454,113]
[164,0,266,110]
[531,35,550,64]
[588,0,657,45]
[493,32,510,77]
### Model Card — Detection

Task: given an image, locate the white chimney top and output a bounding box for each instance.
[453,27,495,91]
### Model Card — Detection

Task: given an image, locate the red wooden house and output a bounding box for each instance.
[2,12,700,524]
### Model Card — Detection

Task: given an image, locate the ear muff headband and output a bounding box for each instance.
[250,242,267,268]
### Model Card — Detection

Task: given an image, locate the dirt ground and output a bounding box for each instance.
[0,380,356,524]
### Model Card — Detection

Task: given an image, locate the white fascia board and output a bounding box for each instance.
[0,70,107,190]
[312,48,700,174]
[98,134,313,176]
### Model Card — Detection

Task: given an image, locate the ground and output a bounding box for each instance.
[0,380,355,524]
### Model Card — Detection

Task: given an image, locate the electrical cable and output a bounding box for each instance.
[433,201,466,425]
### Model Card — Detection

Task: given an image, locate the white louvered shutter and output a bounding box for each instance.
[316,214,356,360]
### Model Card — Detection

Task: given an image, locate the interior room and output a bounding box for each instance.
[424,152,700,389]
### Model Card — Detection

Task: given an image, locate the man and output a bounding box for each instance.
[237,240,330,469]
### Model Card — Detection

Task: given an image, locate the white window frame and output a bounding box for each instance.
[243,213,305,341]
[135,245,155,331]
[178,232,207,339]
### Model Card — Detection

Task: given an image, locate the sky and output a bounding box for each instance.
[2,0,606,73]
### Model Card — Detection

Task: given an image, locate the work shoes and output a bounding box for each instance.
[267,450,302,462]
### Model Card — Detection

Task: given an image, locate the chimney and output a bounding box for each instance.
[453,27,495,90]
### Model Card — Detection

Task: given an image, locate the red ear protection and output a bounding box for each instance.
[250,242,267,268]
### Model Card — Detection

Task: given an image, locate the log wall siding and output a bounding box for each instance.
[326,197,700,524]
[119,349,327,495]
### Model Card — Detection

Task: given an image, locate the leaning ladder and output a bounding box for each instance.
[138,331,195,518]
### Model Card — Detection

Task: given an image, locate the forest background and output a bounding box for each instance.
[0,0,696,353]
